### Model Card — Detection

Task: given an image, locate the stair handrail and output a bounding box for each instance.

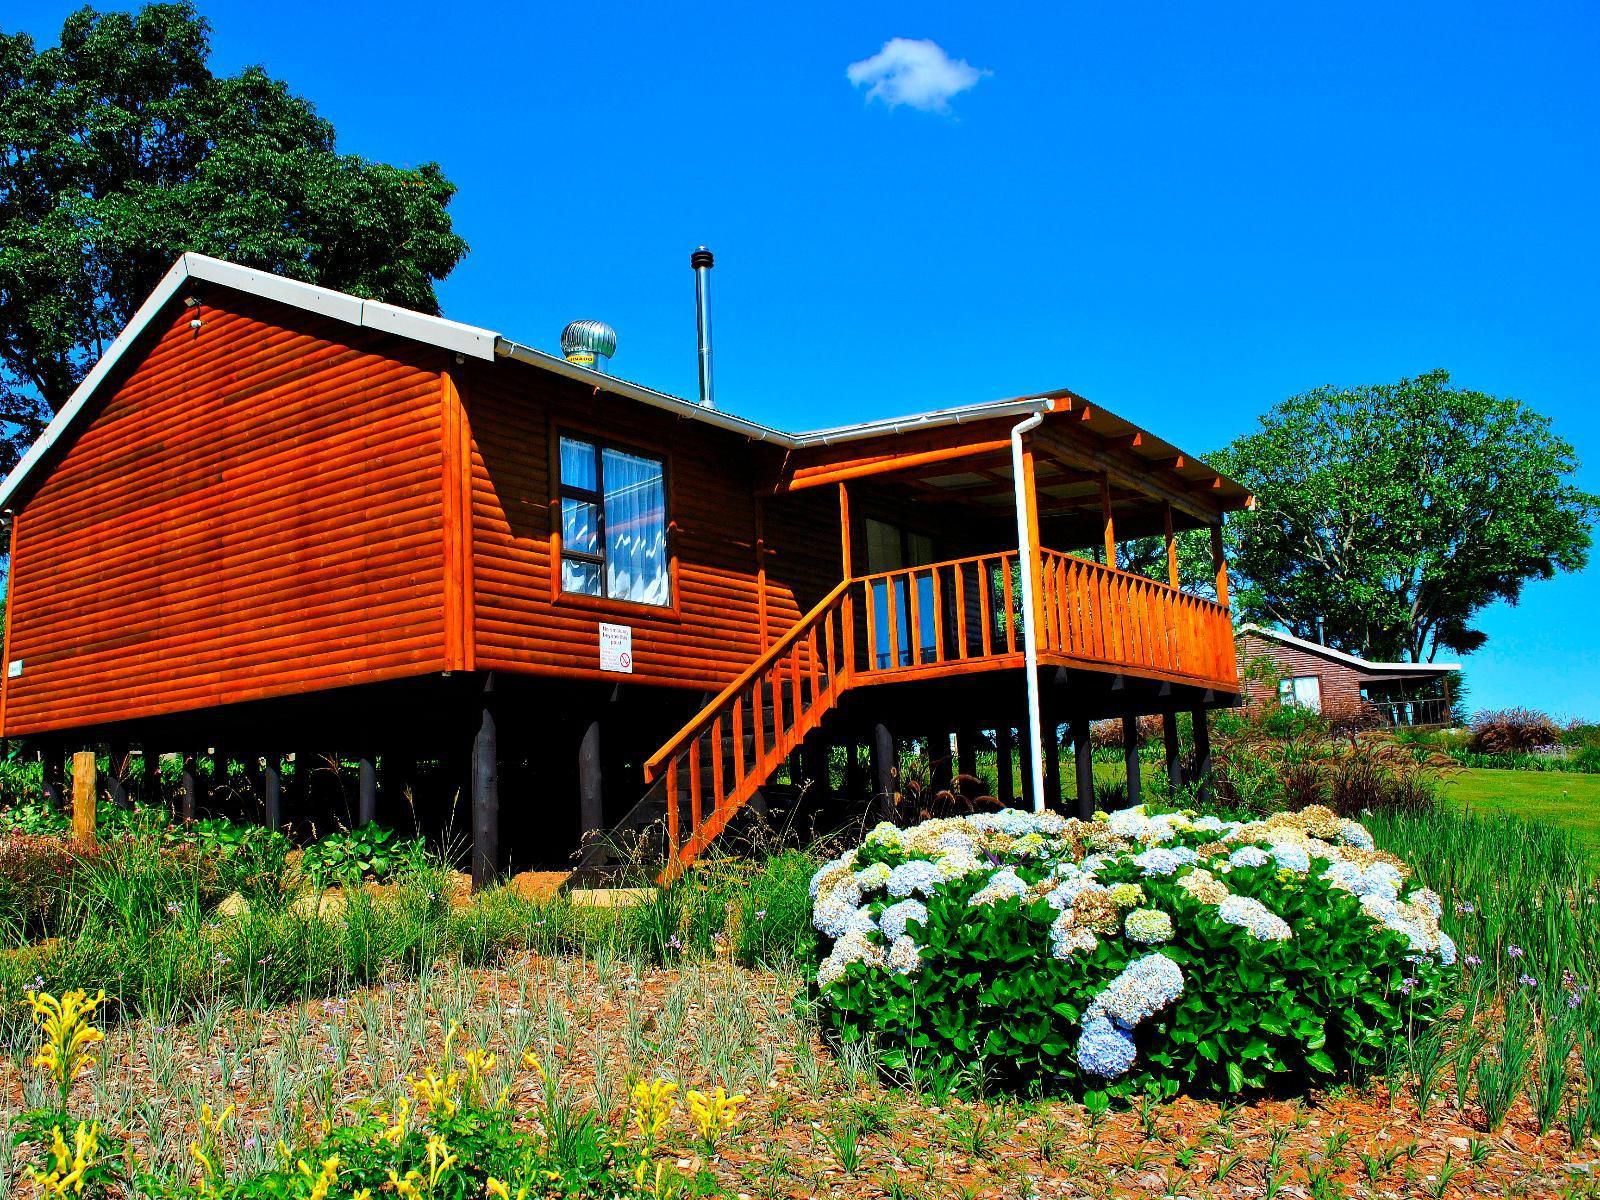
[643,578,853,783]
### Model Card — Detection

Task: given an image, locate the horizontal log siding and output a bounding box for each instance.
[465,363,819,690]
[2,296,448,734]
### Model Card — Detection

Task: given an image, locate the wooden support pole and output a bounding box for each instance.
[1211,522,1229,606]
[956,723,977,780]
[1072,716,1095,820]
[1122,714,1142,808]
[471,677,500,891]
[1163,711,1184,794]
[1042,720,1062,809]
[1100,472,1117,566]
[871,722,898,821]
[263,754,283,832]
[578,718,604,837]
[1163,502,1180,589]
[358,755,378,826]
[71,750,97,848]
[995,726,1015,806]
[925,729,951,791]
[179,752,202,821]
[1192,707,1214,804]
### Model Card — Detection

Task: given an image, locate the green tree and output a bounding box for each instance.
[1212,370,1598,662]
[0,2,468,466]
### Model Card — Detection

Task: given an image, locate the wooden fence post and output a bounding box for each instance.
[71,750,97,848]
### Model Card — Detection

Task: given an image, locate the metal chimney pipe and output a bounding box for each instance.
[691,246,714,409]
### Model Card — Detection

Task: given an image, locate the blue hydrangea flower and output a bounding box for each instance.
[1217,895,1292,941]
[1269,843,1311,873]
[886,859,943,900]
[880,898,928,942]
[1085,953,1186,1028]
[1337,819,1375,850]
[1134,848,1183,877]
[887,935,923,976]
[1228,846,1270,869]
[1076,1015,1138,1078]
[1438,931,1458,966]
[968,867,1030,907]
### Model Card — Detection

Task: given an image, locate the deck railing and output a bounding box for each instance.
[857,547,1237,688]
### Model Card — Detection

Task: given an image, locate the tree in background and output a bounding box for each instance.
[1211,370,1598,663]
[0,2,468,469]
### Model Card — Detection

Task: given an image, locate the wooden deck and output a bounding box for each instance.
[640,547,1237,874]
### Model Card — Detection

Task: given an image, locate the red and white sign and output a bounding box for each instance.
[599,622,633,674]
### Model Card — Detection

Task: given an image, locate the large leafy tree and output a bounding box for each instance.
[1212,369,1598,663]
[0,2,468,467]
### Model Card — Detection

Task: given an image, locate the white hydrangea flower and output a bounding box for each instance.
[934,849,983,882]
[1049,911,1098,959]
[887,935,922,975]
[1135,847,1183,877]
[1337,819,1375,850]
[1085,952,1185,1028]
[816,929,885,988]
[969,867,1030,907]
[880,898,928,942]
[864,821,903,850]
[1046,871,1103,911]
[1228,846,1270,869]
[1217,895,1292,941]
[1125,908,1175,945]
[809,849,858,899]
[1269,843,1311,873]
[854,862,892,893]
[813,885,869,938]
[886,859,943,899]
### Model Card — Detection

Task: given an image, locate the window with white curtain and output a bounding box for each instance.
[558,435,669,607]
[1277,674,1323,712]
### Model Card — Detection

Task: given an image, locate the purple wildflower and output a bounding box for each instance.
[1519,973,1538,988]
[1508,944,1525,959]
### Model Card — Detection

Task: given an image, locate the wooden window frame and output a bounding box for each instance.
[549,423,681,619]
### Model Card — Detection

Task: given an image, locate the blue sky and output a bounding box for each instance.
[12,1,1600,715]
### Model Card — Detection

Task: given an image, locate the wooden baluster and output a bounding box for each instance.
[1055,555,1070,652]
[790,648,805,747]
[769,665,784,754]
[930,566,945,663]
[710,717,725,815]
[753,677,768,768]
[908,568,924,666]
[864,578,879,672]
[665,757,680,855]
[1002,557,1016,654]
[954,561,969,659]
[823,608,838,699]
[972,563,985,662]
[808,626,821,711]
[1067,560,1084,654]
[886,576,902,670]
[688,737,704,833]
[732,693,747,786]
[1104,570,1120,662]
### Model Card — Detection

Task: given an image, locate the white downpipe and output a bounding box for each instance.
[1011,402,1053,813]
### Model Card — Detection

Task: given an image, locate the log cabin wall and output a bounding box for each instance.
[459,358,840,691]
[0,293,450,736]
[1236,630,1365,712]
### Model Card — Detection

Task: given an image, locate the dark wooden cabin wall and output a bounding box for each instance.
[1,295,449,735]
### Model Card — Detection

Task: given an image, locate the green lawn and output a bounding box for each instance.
[1443,767,1600,857]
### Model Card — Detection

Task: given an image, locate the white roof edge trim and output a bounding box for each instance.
[0,253,501,511]
[1236,624,1461,674]
[0,256,194,512]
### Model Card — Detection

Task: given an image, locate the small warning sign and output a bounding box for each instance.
[599,622,633,674]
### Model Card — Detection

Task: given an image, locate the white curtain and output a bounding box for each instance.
[602,447,668,605]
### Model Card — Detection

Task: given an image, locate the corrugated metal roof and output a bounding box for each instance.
[0,254,1248,511]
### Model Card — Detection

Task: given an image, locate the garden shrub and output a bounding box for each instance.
[0,834,98,940]
[811,804,1454,1098]
[1469,708,1562,754]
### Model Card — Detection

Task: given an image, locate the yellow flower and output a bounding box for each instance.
[685,1085,747,1152]
[424,1133,457,1190]
[379,1096,412,1145]
[25,990,106,1104]
[411,1066,461,1117]
[306,1156,340,1200]
[633,1157,680,1200]
[485,1179,529,1200]
[28,1121,100,1199]
[630,1077,679,1142]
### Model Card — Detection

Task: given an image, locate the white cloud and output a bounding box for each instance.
[846,38,988,113]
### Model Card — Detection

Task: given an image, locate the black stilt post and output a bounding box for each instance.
[358,755,377,827]
[956,723,977,781]
[263,754,283,832]
[1122,715,1142,808]
[801,733,831,806]
[1042,720,1062,810]
[995,726,1015,806]
[179,752,202,821]
[578,717,604,839]
[1017,717,1036,810]
[139,744,160,807]
[1192,707,1213,805]
[471,675,499,891]
[106,740,130,809]
[1072,715,1095,820]
[41,741,65,809]
[845,740,866,805]
[1163,711,1183,795]
[924,729,951,791]
[871,722,898,821]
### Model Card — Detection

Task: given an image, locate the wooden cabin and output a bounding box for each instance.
[1236,625,1459,728]
[0,254,1253,881]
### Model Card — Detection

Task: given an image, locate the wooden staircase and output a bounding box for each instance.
[577,580,855,881]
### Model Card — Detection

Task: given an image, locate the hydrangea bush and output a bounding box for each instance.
[811,803,1455,1097]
